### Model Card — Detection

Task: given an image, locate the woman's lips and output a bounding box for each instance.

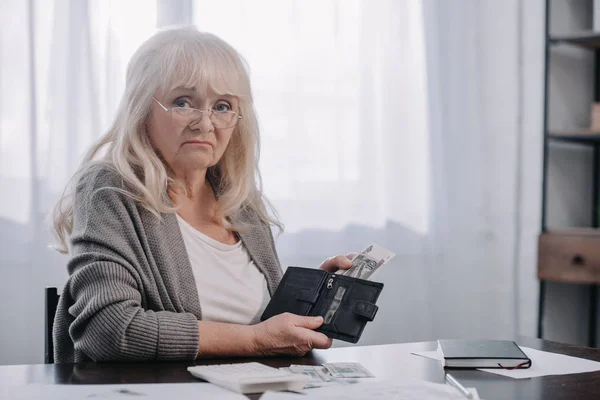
[182,140,213,147]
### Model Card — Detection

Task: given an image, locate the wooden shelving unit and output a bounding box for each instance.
[549,32,600,49]
[538,228,600,284]
[538,1,600,347]
[549,130,600,144]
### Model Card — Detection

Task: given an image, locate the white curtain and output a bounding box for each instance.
[0,0,157,364]
[0,0,539,364]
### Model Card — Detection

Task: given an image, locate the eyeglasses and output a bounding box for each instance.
[152,97,242,129]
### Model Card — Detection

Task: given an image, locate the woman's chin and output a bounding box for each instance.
[177,155,214,173]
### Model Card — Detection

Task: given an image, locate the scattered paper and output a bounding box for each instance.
[2,383,246,400]
[410,349,442,361]
[481,347,600,379]
[411,346,600,379]
[260,380,480,400]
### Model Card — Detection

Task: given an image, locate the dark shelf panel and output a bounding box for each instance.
[549,31,600,49]
[548,130,600,144]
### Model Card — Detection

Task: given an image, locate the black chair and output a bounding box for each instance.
[45,287,59,364]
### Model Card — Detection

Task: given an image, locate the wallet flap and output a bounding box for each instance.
[261,267,329,321]
[353,300,379,321]
[296,289,320,304]
[316,274,384,343]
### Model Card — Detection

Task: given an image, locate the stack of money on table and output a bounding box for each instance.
[280,362,374,389]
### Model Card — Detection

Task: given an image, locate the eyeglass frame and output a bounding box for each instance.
[151,97,243,128]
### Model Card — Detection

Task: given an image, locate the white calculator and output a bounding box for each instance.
[187,362,309,394]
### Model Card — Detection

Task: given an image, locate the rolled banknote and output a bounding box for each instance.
[342,244,395,280]
[324,286,346,324]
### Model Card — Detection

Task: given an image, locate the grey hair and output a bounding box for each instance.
[52,26,282,253]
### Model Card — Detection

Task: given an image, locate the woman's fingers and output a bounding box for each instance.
[293,315,324,330]
[319,254,353,272]
[308,332,333,349]
[255,313,333,356]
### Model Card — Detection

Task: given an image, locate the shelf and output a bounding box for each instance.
[549,31,600,49]
[548,130,600,144]
[538,228,600,284]
[543,228,600,237]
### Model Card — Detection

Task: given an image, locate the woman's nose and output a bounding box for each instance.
[188,110,213,132]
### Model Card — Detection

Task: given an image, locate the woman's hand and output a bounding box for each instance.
[318,253,357,273]
[251,313,333,356]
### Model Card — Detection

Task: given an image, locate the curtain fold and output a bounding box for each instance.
[0,0,157,364]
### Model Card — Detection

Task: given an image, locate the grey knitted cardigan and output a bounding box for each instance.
[53,165,283,363]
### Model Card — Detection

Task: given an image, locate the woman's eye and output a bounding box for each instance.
[173,98,192,108]
[214,103,232,112]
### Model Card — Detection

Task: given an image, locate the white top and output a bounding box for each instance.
[176,214,270,325]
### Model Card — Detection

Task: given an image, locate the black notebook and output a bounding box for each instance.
[437,339,532,369]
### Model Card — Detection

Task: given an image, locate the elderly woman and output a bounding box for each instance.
[52,27,353,363]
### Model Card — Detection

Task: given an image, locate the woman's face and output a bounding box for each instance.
[147,87,239,177]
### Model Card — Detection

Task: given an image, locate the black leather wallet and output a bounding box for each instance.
[261,267,384,343]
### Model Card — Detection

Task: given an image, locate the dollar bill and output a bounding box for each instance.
[342,244,396,280]
[322,362,375,378]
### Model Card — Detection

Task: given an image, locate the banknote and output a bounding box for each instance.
[324,286,346,324]
[342,244,396,280]
[282,363,373,388]
[289,365,332,381]
[283,365,336,388]
[322,362,375,378]
[293,365,333,382]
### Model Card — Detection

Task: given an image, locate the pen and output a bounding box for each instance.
[445,373,473,399]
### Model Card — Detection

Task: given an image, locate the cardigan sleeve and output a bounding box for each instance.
[65,167,199,362]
